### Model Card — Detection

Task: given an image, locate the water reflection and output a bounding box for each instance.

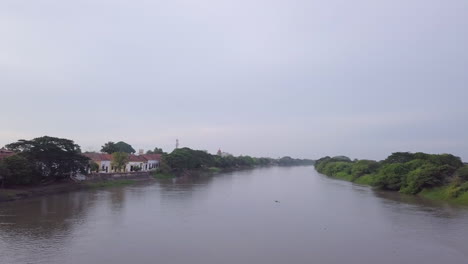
[0,192,96,238]
[1,167,468,264]
[372,188,468,219]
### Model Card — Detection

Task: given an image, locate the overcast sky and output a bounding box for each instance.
[1,0,467,161]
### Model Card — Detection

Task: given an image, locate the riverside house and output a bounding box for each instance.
[84,152,161,173]
[83,153,112,173]
[142,154,162,171]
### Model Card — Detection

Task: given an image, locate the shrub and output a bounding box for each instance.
[373,163,410,191]
[456,166,468,181]
[400,164,446,194]
[351,160,380,180]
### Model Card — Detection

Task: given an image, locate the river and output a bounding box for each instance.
[1,166,468,264]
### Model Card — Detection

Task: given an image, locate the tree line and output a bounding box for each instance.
[0,136,314,187]
[315,152,468,197]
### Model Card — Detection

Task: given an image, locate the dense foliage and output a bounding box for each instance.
[101,141,136,154]
[315,152,466,195]
[162,148,313,172]
[111,152,129,172]
[146,147,165,154]
[2,136,89,186]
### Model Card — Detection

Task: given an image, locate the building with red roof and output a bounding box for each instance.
[84,152,161,173]
[0,148,15,160]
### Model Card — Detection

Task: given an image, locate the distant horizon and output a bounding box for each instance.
[1,134,467,162]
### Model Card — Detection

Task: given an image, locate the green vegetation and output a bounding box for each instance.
[162,147,314,173]
[419,183,468,205]
[315,152,468,204]
[278,156,315,166]
[152,172,175,179]
[146,147,165,155]
[0,135,313,189]
[101,141,136,154]
[111,152,129,172]
[208,167,222,173]
[1,136,89,187]
[86,179,136,188]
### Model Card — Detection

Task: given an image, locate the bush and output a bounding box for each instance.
[351,160,380,180]
[456,166,468,181]
[400,164,446,194]
[373,163,410,191]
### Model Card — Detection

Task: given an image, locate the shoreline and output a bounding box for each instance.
[319,170,468,206]
[0,165,280,203]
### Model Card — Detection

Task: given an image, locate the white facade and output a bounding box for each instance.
[126,161,146,172]
[146,160,159,171]
[100,160,112,173]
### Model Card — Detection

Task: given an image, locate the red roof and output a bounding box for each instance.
[128,155,147,162]
[83,153,159,162]
[83,153,112,161]
[0,149,14,160]
[142,154,162,161]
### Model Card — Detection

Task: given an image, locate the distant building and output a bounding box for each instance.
[0,148,15,160]
[142,154,162,171]
[83,152,161,173]
[83,153,112,173]
[126,155,147,172]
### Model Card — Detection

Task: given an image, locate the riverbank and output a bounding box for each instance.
[320,171,468,205]
[0,182,87,202]
[315,152,468,206]
[0,165,273,203]
[0,176,154,203]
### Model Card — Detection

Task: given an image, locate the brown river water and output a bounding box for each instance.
[1,166,468,264]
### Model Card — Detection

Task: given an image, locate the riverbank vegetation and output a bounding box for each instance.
[160,147,313,173]
[1,136,314,188]
[0,136,89,187]
[315,152,468,204]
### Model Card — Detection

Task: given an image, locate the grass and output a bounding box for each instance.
[207,167,222,173]
[354,174,375,186]
[86,179,136,188]
[152,172,175,179]
[419,185,468,205]
[333,172,354,181]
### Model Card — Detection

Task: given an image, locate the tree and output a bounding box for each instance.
[383,152,415,164]
[164,148,214,170]
[147,147,164,154]
[456,166,468,181]
[5,136,89,180]
[101,142,117,154]
[112,152,129,172]
[0,160,10,188]
[0,155,36,186]
[351,160,380,179]
[373,163,410,191]
[101,141,135,154]
[90,161,100,173]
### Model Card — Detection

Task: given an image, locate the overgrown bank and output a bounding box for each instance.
[315,153,468,205]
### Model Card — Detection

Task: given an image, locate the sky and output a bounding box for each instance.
[1,0,467,161]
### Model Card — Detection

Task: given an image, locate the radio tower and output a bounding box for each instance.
[176,138,179,149]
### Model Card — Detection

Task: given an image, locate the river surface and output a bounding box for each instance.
[1,166,468,264]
